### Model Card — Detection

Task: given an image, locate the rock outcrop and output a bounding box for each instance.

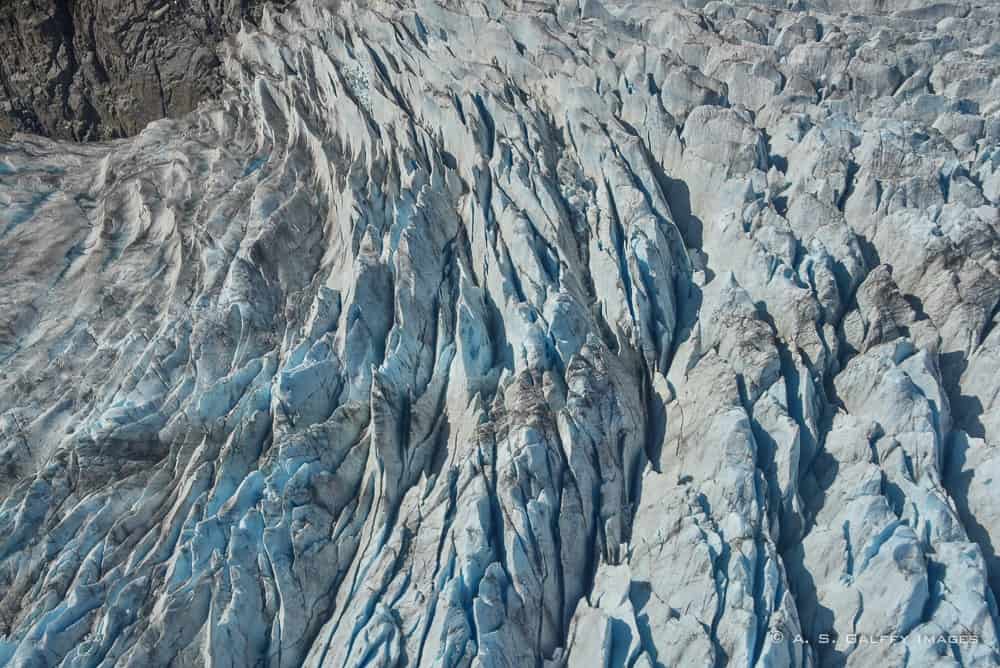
[1,0,999,666]
[0,0,280,141]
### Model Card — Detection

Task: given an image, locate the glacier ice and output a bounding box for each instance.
[2,0,1000,666]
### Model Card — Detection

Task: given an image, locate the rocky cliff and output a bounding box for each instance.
[1,0,999,666]
[0,0,279,140]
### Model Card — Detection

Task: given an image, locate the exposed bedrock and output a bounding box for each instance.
[0,0,282,140]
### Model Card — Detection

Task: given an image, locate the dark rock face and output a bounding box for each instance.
[0,0,276,141]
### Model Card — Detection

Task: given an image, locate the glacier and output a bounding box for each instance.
[1,0,1000,666]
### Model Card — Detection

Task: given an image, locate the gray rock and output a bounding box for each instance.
[0,0,281,140]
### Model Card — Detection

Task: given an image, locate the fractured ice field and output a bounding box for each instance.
[1,0,1000,666]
